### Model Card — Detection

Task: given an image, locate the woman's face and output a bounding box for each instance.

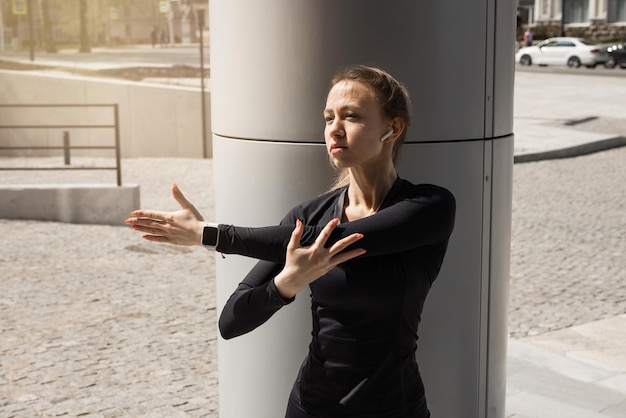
[324,80,392,170]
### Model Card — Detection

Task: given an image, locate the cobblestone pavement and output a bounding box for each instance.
[1,148,625,416]
[1,159,219,417]
[509,147,626,338]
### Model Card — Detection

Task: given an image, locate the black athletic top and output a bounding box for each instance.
[217,177,456,417]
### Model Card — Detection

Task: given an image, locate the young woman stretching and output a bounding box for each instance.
[126,65,456,417]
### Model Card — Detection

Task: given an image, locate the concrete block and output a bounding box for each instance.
[0,184,140,226]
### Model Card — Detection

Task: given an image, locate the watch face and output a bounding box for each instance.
[202,226,218,246]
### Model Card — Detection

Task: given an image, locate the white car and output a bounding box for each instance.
[516,37,609,68]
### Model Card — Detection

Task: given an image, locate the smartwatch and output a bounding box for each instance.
[201,223,219,248]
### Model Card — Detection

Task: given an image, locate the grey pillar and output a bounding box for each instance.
[210,1,515,417]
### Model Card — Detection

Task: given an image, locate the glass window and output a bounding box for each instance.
[608,0,626,23]
[563,0,589,23]
[541,40,560,47]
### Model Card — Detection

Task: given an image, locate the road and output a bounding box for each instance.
[516,62,626,77]
[0,45,210,69]
[3,44,626,78]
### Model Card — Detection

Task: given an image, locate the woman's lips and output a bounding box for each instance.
[330,144,346,154]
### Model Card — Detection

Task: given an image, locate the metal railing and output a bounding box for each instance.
[0,104,122,186]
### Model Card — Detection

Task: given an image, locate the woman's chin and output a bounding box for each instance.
[330,158,351,170]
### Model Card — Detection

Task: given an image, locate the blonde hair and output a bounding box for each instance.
[328,65,412,190]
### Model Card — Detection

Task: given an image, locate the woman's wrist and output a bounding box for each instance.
[200,222,219,247]
[273,270,302,299]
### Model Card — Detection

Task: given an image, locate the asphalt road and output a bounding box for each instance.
[0,45,210,69]
[3,44,626,78]
[516,63,626,77]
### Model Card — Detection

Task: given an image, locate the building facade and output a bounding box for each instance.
[1,0,208,50]
[519,0,626,40]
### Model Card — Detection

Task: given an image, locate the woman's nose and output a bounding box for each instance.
[327,120,343,137]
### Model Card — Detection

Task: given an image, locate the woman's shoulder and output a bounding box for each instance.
[398,178,454,199]
[390,179,456,231]
[388,179,456,217]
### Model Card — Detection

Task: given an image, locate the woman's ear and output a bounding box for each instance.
[385,118,406,143]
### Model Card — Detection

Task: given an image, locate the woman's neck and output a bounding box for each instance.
[344,166,397,220]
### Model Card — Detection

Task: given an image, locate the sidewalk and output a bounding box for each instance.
[509,69,626,417]
[506,317,626,417]
[1,50,625,417]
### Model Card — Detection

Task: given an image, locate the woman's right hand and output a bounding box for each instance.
[125,183,206,246]
[273,218,366,299]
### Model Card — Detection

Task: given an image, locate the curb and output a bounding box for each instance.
[514,135,626,163]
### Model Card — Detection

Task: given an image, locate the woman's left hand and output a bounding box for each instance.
[125,183,206,246]
[273,218,366,298]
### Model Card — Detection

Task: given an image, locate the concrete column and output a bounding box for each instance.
[210,1,515,417]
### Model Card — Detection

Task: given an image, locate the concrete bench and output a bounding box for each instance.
[0,184,140,226]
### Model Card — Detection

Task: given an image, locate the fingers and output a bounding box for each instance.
[127,222,164,235]
[314,218,365,252]
[125,184,204,247]
[331,247,367,265]
[328,232,364,256]
[310,219,366,266]
[287,219,304,250]
[171,183,190,209]
[313,218,340,247]
[128,209,165,221]
[171,183,205,221]
[141,234,169,243]
[126,184,187,220]
[327,232,365,266]
[308,218,365,258]
[125,216,166,232]
[127,185,193,218]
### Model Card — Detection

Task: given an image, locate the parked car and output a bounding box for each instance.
[516,37,609,68]
[603,42,626,69]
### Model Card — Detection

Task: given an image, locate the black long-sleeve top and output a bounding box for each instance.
[216,177,456,417]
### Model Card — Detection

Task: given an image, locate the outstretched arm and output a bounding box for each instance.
[216,185,456,262]
[126,184,456,263]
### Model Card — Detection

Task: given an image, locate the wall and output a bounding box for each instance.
[0,70,211,159]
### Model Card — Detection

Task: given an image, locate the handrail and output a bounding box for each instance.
[0,104,122,186]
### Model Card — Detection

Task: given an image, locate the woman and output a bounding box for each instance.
[126,65,456,417]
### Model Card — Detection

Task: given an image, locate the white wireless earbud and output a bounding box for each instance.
[380,128,394,142]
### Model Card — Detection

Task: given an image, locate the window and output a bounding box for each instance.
[563,0,589,23]
[608,0,626,23]
[542,40,560,47]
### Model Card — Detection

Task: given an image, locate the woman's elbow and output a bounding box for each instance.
[218,315,239,340]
